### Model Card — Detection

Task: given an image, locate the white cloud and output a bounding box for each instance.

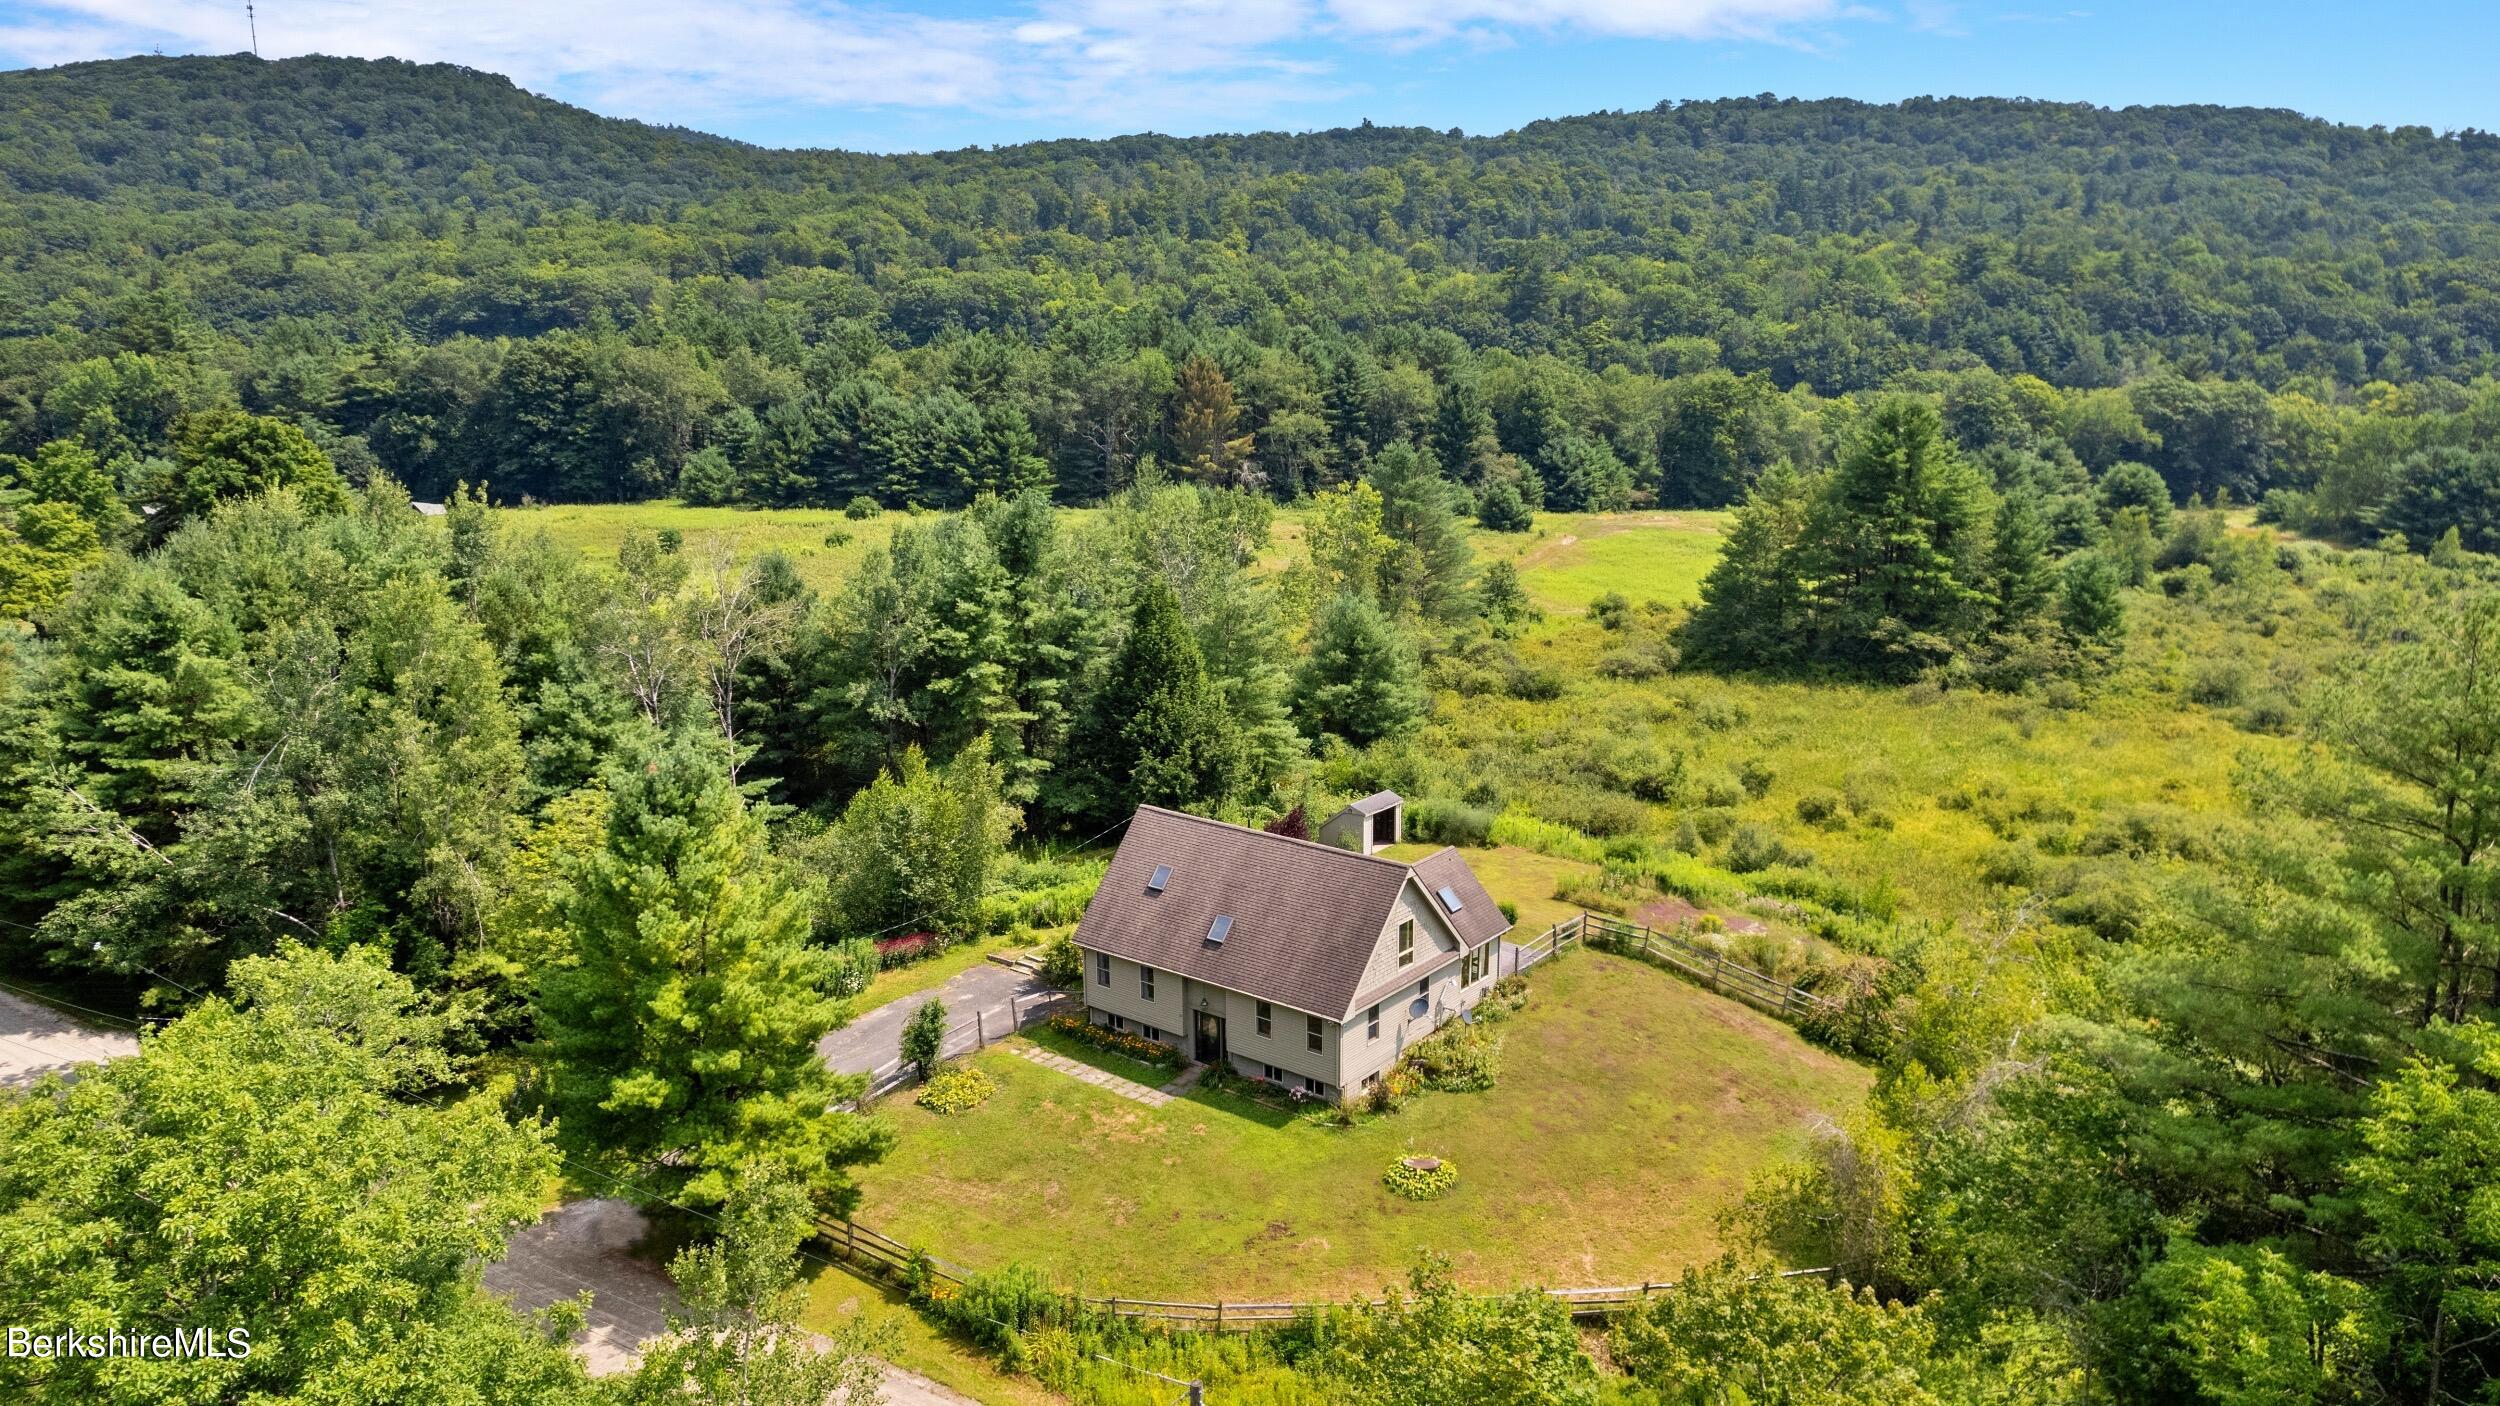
[0,0,1871,139]
[1326,0,1841,43]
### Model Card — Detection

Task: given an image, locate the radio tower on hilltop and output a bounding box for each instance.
[247,1,260,56]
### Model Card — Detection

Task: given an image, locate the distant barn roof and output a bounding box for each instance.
[1072,805,1506,1020]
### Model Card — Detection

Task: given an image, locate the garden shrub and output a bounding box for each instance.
[824,935,879,999]
[1554,873,1634,915]
[1036,933,1082,989]
[1382,1156,1459,1200]
[1596,644,1671,680]
[1530,785,1649,838]
[1489,812,1606,863]
[2186,659,2248,706]
[1409,797,1495,847]
[1978,841,2042,889]
[924,1263,1070,1352]
[1738,757,1778,799]
[1399,1021,1502,1093]
[1794,790,1845,828]
[1725,824,1811,874]
[916,1066,998,1114]
[1504,663,1568,701]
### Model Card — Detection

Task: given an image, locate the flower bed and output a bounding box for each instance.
[916,1066,998,1114]
[875,932,942,969]
[1042,1012,1184,1069]
[1383,1155,1458,1200]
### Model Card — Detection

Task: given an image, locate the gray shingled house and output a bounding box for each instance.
[1069,805,1512,1102]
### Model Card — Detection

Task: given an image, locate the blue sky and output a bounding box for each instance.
[2,0,2493,152]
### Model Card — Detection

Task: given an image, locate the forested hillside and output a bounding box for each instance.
[3,53,2499,531]
[9,51,2500,1406]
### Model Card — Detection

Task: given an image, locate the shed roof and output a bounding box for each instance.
[1343,790,1403,815]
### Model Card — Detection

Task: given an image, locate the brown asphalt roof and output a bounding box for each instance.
[1409,848,1509,949]
[1071,806,1511,1020]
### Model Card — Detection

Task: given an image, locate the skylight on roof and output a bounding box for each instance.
[1146,865,1170,893]
[1206,915,1233,945]
[1437,885,1464,913]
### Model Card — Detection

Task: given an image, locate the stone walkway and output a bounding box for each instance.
[1008,1043,1174,1107]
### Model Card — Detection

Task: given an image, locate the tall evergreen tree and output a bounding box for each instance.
[1986,490,2058,634]
[1367,442,1475,623]
[1295,592,1427,744]
[1681,462,1812,669]
[1802,396,1995,678]
[533,733,888,1212]
[1064,577,1240,825]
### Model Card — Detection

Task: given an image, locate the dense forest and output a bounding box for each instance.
[6,51,2500,1406]
[4,54,2500,535]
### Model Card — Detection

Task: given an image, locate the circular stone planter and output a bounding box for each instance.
[1384,1154,1458,1200]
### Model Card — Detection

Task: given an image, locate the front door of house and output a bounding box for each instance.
[1193,1009,1224,1065]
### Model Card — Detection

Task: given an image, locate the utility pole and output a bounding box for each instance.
[247,0,260,56]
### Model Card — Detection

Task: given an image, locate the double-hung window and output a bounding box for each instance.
[1140,965,1156,1001]
[1397,919,1415,967]
[1256,1001,1272,1037]
[1095,952,1111,987]
[1367,1004,1381,1039]
[1305,1014,1323,1053]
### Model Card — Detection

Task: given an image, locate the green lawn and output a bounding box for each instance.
[848,950,1866,1300]
[1483,511,1731,619]
[493,500,908,592]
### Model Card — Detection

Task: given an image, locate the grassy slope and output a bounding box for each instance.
[1479,511,1730,620]
[848,951,1866,1300]
[494,501,907,592]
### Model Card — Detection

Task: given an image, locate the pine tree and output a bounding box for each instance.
[1295,592,1427,744]
[1172,355,1252,485]
[1429,377,1496,483]
[1367,442,1475,623]
[533,734,888,1212]
[1681,462,1811,669]
[1987,490,2058,633]
[1801,396,1994,678]
[1066,578,1239,825]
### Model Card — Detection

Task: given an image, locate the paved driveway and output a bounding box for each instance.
[487,1199,980,1404]
[818,963,1056,1085]
[0,987,140,1088]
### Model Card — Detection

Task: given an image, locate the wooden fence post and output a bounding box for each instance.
[976,1009,987,1046]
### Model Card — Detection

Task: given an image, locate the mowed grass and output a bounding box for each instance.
[1376,842,1597,935]
[494,501,907,591]
[1482,511,1730,619]
[849,951,1867,1300]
